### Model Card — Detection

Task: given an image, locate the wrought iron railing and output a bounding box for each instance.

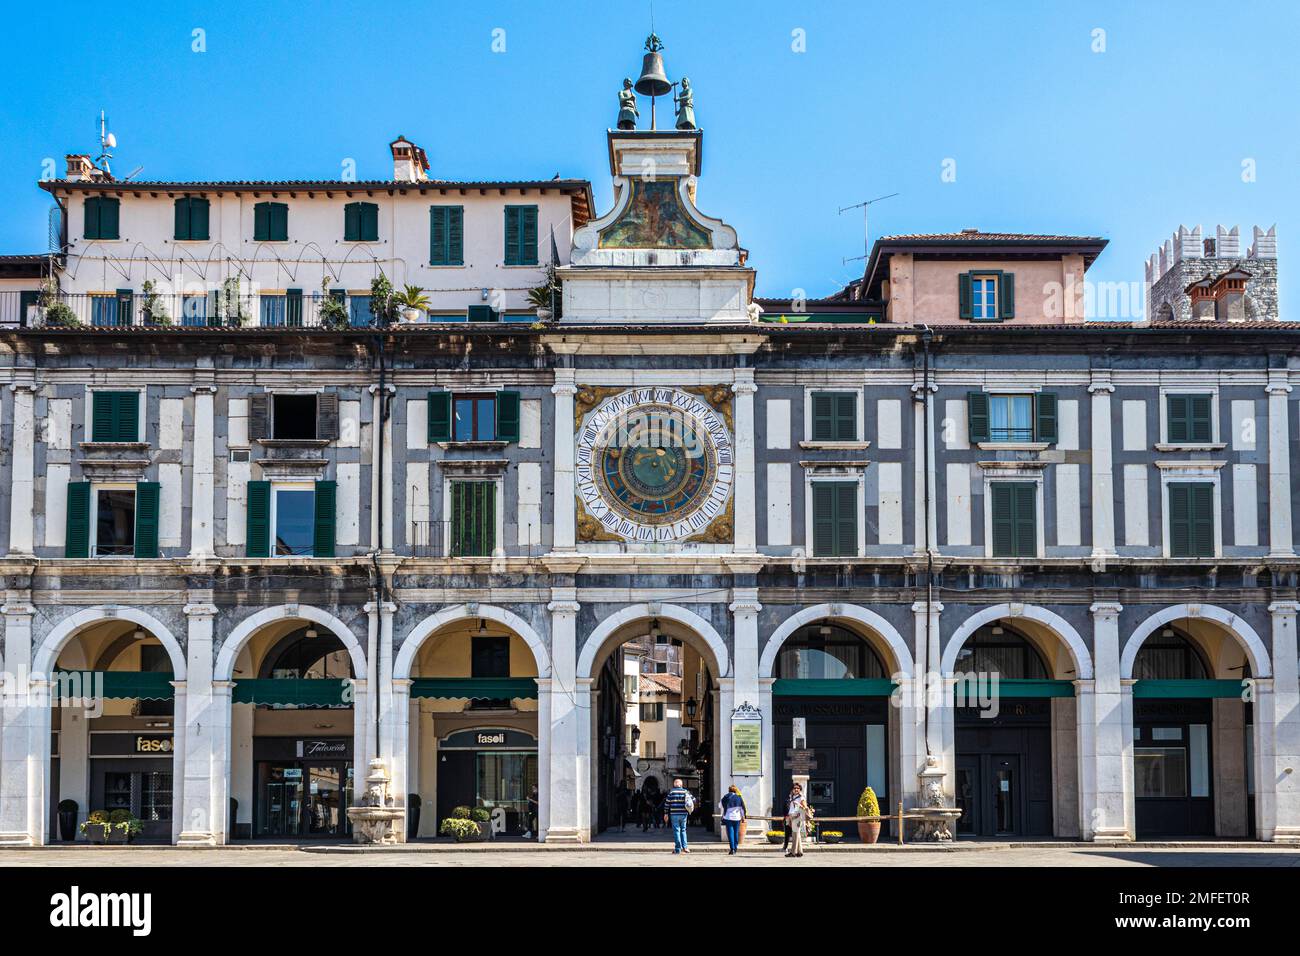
[6,291,383,329]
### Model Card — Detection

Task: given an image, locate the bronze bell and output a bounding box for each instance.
[635,51,671,97]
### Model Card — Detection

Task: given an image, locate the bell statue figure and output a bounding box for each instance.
[674,76,696,130]
[617,78,639,130]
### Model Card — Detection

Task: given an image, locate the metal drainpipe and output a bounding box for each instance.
[920,326,935,757]
[369,305,392,760]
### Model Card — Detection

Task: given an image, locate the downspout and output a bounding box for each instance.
[369,303,392,761]
[920,326,935,757]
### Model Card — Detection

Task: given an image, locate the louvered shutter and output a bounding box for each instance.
[958,272,973,320]
[65,482,91,558]
[313,480,337,557]
[316,392,340,441]
[999,271,1016,319]
[1036,392,1058,443]
[967,391,990,443]
[496,390,521,442]
[246,481,271,557]
[428,391,452,442]
[134,481,160,558]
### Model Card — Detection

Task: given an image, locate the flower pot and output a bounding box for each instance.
[402,307,421,323]
[58,810,78,842]
[737,818,748,843]
[857,820,881,844]
[535,308,553,322]
[86,823,110,845]
[108,828,130,845]
[476,820,494,841]
[766,832,784,845]
[821,833,842,844]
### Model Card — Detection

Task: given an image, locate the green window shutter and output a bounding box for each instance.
[836,481,858,556]
[812,481,856,556]
[285,288,303,326]
[521,205,538,265]
[246,481,271,557]
[1012,482,1036,557]
[496,390,521,442]
[833,392,856,441]
[1169,483,1191,557]
[812,484,834,556]
[428,390,452,442]
[999,271,1016,319]
[1189,394,1212,443]
[430,207,448,264]
[958,272,973,320]
[313,480,337,557]
[191,198,209,240]
[174,198,189,240]
[451,481,495,556]
[116,390,139,442]
[1167,394,1187,443]
[449,206,464,264]
[1190,482,1214,556]
[811,393,835,442]
[504,207,521,264]
[1036,392,1058,443]
[65,482,91,558]
[990,483,1013,556]
[91,391,115,442]
[84,198,99,239]
[134,481,160,558]
[362,202,378,241]
[271,202,288,241]
[103,198,119,239]
[254,202,269,241]
[316,392,339,440]
[344,202,360,241]
[967,391,990,443]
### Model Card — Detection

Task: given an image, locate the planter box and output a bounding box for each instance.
[84,824,131,845]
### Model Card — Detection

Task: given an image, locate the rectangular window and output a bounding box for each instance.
[173,197,210,241]
[810,391,857,443]
[271,394,318,440]
[623,675,638,698]
[989,481,1037,557]
[1134,747,1188,798]
[90,391,141,443]
[811,481,858,557]
[451,480,496,557]
[343,201,379,242]
[429,206,464,265]
[180,293,211,327]
[429,390,519,443]
[260,294,287,327]
[959,271,1015,321]
[84,197,120,240]
[1166,393,1213,444]
[503,205,538,266]
[454,394,497,442]
[643,741,657,758]
[988,395,1034,443]
[253,201,288,242]
[971,275,998,321]
[95,487,135,557]
[467,304,499,322]
[471,636,511,678]
[273,487,316,556]
[640,702,665,722]
[1168,481,1215,557]
[968,392,1057,444]
[348,295,374,328]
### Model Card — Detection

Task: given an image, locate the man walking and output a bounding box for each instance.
[663,778,694,854]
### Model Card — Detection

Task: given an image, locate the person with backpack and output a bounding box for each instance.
[719,784,747,855]
[662,778,695,854]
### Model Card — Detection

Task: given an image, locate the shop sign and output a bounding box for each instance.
[297,739,348,758]
[135,736,173,754]
[730,702,762,775]
[441,728,537,751]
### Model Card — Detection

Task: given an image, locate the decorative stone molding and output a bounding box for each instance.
[1089,602,1123,618]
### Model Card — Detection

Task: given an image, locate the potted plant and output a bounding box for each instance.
[57,799,79,842]
[219,276,249,327]
[407,793,421,840]
[394,284,430,322]
[438,817,481,842]
[369,273,398,327]
[470,806,493,840]
[820,830,844,844]
[140,279,171,325]
[318,278,350,330]
[527,263,561,320]
[107,809,142,844]
[857,786,882,844]
[765,829,785,845]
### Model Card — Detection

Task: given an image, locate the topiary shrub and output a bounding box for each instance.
[469,807,491,823]
[857,786,880,818]
[451,805,472,820]
[439,817,481,841]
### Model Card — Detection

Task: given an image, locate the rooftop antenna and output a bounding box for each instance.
[839,192,899,265]
[94,110,117,178]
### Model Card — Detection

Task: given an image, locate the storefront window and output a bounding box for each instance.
[955,625,1049,679]
[1134,747,1188,797]
[775,624,887,679]
[1133,629,1210,680]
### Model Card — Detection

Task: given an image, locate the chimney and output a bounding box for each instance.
[65,154,94,182]
[390,136,429,183]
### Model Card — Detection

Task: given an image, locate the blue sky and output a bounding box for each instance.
[1,0,1296,312]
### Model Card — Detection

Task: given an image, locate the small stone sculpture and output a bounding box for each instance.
[675,77,696,130]
[617,78,639,130]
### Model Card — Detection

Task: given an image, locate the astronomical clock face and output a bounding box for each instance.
[576,387,733,542]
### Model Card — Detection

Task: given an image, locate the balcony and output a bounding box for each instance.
[408,519,543,559]
[4,291,382,330]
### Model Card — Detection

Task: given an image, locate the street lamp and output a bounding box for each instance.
[685,697,698,721]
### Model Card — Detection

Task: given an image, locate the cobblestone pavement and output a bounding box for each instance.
[4,845,1299,866]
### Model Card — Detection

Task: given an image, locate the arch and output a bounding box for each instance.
[1121,604,1270,680]
[394,604,551,680]
[942,604,1093,680]
[216,605,367,682]
[578,604,729,680]
[759,604,915,680]
[33,606,187,679]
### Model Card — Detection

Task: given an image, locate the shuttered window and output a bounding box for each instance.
[810,391,857,442]
[1168,482,1215,557]
[427,390,521,443]
[84,197,120,240]
[344,202,379,242]
[967,392,1057,444]
[1166,394,1213,444]
[503,205,538,265]
[313,480,337,557]
[246,481,271,557]
[134,481,160,558]
[496,391,521,442]
[65,482,91,558]
[990,481,1037,558]
[811,481,858,557]
[428,390,452,442]
[430,206,464,265]
[959,271,1015,321]
[253,202,289,241]
[451,480,496,557]
[173,197,210,240]
[90,391,141,443]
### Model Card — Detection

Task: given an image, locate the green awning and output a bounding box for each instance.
[772,678,897,697]
[954,678,1076,699]
[1133,679,1247,699]
[409,678,538,700]
[52,671,174,701]
[232,678,351,706]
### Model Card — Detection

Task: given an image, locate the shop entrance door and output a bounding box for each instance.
[257,762,352,838]
[956,753,1024,837]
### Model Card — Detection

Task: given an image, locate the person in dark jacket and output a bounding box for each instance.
[662,778,693,854]
[719,785,747,854]
[614,781,632,831]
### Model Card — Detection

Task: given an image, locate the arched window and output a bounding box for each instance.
[775,623,887,679]
[954,624,1049,679]
[1133,628,1209,680]
[258,627,353,680]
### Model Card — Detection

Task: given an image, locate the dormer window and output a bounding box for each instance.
[959,271,1016,322]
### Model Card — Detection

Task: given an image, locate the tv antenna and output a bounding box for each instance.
[839,191,899,265]
[95,110,117,178]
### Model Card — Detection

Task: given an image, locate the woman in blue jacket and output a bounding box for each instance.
[719,785,747,854]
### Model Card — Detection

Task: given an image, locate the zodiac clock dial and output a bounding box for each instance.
[575,387,733,542]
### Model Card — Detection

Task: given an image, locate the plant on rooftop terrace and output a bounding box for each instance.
[395,284,431,322]
[527,262,562,319]
[140,280,171,325]
[369,273,398,326]
[319,275,349,329]
[219,276,250,327]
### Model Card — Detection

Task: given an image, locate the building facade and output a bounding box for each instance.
[0,119,1297,847]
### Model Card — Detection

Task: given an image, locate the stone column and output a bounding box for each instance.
[211,681,234,843]
[178,600,220,845]
[1267,373,1295,557]
[375,601,398,769]
[381,386,395,552]
[0,597,38,843]
[170,682,187,844]
[728,591,763,837]
[544,590,582,841]
[388,678,412,842]
[1089,376,1116,559]
[7,383,36,557]
[758,677,775,822]
[551,371,577,551]
[910,379,937,556]
[1081,602,1130,841]
[913,601,944,762]
[350,678,372,808]
[58,696,91,840]
[732,373,758,553]
[1266,602,1300,841]
[189,385,217,558]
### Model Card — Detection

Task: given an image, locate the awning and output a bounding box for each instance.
[232,678,350,706]
[772,678,897,697]
[1133,679,1247,699]
[52,671,174,701]
[955,678,1076,699]
[409,678,538,700]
